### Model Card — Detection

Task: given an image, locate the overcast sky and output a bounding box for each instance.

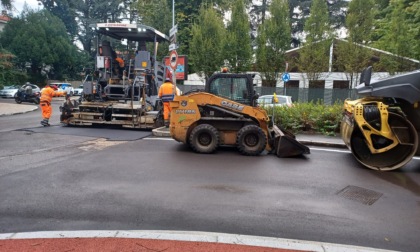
[11,0,41,15]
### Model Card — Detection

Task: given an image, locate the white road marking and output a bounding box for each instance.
[309,147,351,153]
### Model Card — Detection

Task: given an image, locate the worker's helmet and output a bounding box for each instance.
[49,83,58,90]
[221,67,229,73]
[165,77,172,83]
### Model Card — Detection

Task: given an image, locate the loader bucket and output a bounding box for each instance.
[272,126,310,157]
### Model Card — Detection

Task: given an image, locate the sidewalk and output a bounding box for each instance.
[0,230,394,252]
[0,102,38,117]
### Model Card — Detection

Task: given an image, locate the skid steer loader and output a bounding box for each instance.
[169,73,310,157]
[341,66,420,171]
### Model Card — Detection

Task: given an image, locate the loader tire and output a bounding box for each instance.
[236,125,267,156]
[189,124,219,154]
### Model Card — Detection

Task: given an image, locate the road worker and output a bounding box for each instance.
[40,84,66,126]
[158,77,177,128]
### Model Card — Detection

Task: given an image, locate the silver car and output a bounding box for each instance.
[0,85,19,98]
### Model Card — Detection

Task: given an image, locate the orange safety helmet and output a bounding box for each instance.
[221,67,229,73]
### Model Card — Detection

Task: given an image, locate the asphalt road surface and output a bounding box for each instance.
[0,98,419,252]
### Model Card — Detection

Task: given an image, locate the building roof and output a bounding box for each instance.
[0,15,10,22]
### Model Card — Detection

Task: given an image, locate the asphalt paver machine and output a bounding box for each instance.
[60,23,170,129]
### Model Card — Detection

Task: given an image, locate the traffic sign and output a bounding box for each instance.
[169,43,178,51]
[169,50,178,70]
[282,72,290,82]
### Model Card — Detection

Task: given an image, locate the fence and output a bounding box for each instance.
[177,85,360,105]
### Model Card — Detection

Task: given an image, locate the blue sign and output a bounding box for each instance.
[282,72,290,82]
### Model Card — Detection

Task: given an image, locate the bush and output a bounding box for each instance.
[264,101,343,136]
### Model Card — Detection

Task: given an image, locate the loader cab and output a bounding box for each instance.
[205,74,258,106]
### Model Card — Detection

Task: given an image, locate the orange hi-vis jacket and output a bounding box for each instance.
[40,86,65,104]
[158,81,175,102]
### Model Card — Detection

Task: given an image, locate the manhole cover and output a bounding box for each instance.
[336,185,383,205]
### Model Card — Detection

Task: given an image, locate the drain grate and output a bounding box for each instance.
[336,185,383,205]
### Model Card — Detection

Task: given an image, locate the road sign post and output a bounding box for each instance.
[282,72,290,96]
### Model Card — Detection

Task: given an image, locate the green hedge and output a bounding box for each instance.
[264,101,343,136]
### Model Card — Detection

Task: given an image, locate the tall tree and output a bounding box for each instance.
[373,0,417,72]
[189,4,226,79]
[135,0,171,62]
[256,0,291,87]
[289,0,348,47]
[38,0,138,56]
[38,0,79,40]
[0,0,11,10]
[336,0,374,87]
[224,0,252,73]
[298,0,332,84]
[0,49,27,88]
[0,10,85,82]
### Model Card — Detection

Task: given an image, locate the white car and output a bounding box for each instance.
[51,83,74,96]
[73,84,84,96]
[257,95,293,108]
[0,85,19,98]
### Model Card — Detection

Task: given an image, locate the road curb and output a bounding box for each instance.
[298,140,347,149]
[0,104,38,117]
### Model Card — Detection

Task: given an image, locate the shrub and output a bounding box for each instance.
[264,101,343,136]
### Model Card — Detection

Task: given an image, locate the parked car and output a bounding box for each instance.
[0,85,20,98]
[257,95,293,108]
[51,83,74,96]
[73,84,83,96]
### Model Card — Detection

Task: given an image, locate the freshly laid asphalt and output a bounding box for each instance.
[0,101,387,252]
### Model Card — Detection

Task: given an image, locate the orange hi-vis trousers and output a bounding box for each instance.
[40,102,52,119]
[163,101,171,121]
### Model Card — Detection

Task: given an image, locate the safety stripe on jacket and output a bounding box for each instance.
[161,94,174,102]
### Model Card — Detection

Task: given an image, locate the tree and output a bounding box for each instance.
[136,0,171,61]
[38,0,138,56]
[189,4,226,79]
[289,0,348,47]
[335,0,374,87]
[224,0,252,73]
[373,0,417,72]
[373,0,420,68]
[0,10,85,82]
[165,0,230,56]
[0,49,27,88]
[0,0,11,10]
[298,0,332,84]
[38,0,79,40]
[256,0,291,87]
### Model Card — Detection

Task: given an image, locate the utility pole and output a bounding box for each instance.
[172,0,175,27]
